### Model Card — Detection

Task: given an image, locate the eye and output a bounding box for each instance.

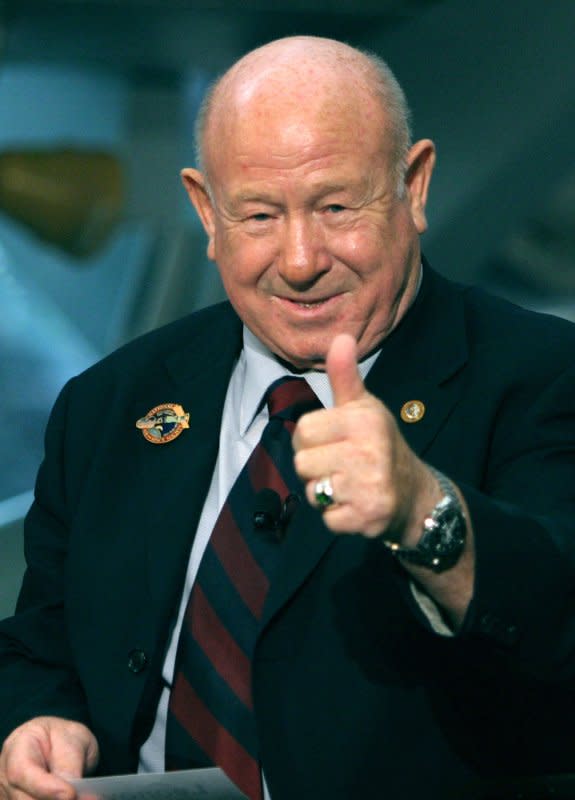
[248,213,272,222]
[324,204,346,214]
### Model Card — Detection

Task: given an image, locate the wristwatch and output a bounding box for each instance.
[383,467,467,573]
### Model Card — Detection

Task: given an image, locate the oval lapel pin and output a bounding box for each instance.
[136,403,190,444]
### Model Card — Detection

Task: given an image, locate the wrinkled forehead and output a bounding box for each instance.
[203,64,391,176]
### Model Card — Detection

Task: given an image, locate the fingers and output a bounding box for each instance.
[326,334,366,407]
[49,724,99,782]
[2,756,73,800]
[302,470,395,538]
[0,718,98,800]
[295,441,344,480]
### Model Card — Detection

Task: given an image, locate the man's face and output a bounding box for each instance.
[185,93,434,369]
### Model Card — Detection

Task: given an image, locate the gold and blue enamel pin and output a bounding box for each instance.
[136,403,190,444]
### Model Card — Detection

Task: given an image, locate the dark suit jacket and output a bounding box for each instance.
[1,265,575,799]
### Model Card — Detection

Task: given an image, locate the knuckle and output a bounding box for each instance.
[321,512,341,532]
[2,753,24,786]
[294,414,312,443]
[296,452,319,482]
[293,449,306,475]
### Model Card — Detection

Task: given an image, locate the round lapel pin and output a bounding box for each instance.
[400,400,426,423]
[136,403,190,444]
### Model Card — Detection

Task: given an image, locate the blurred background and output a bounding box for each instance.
[0,0,574,609]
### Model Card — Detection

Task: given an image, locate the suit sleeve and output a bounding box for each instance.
[459,360,575,679]
[0,379,92,744]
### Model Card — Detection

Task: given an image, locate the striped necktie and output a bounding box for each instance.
[165,377,320,799]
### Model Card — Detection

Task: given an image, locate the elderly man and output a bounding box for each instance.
[1,35,574,800]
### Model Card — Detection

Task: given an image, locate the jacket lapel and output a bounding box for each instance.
[139,307,243,623]
[366,268,468,456]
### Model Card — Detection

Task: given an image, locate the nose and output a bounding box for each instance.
[278,215,331,289]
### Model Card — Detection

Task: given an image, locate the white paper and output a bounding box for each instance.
[71,767,249,799]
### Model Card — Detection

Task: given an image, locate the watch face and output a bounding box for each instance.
[382,492,467,572]
[436,506,464,546]
[410,497,466,571]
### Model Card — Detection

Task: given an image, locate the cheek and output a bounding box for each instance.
[214,251,270,315]
[214,229,276,284]
[334,235,365,265]
[328,220,387,264]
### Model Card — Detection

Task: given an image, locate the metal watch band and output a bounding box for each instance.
[382,466,467,572]
[427,465,458,503]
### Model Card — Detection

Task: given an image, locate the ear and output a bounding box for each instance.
[404,139,436,234]
[181,167,217,260]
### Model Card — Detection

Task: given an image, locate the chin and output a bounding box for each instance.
[260,328,332,370]
[275,348,328,372]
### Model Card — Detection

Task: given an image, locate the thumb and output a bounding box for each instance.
[326,334,366,406]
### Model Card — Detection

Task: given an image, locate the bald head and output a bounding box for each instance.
[195,36,412,193]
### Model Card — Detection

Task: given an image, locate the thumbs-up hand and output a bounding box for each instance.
[293,333,438,541]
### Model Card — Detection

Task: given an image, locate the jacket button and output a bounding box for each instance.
[127,649,148,674]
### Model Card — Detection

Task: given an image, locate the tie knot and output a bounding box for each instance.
[265,377,320,421]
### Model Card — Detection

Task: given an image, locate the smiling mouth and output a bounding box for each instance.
[272,292,346,318]
[281,296,335,307]
[294,299,327,308]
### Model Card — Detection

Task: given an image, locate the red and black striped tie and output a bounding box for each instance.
[165,377,320,799]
